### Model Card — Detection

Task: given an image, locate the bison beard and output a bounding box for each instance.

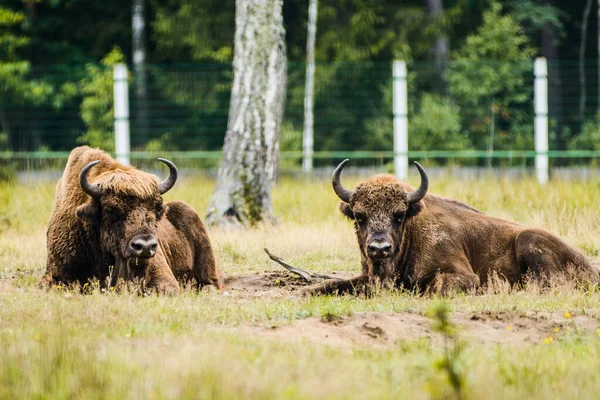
[268,160,600,296]
[42,146,222,293]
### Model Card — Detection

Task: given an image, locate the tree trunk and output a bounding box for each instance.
[302,0,317,173]
[132,0,149,143]
[206,0,286,228]
[579,0,592,123]
[425,0,449,93]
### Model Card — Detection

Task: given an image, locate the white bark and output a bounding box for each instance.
[302,0,318,173]
[206,0,286,227]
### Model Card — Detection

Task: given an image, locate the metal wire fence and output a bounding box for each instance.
[2,60,600,171]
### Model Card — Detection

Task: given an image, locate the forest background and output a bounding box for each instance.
[1,0,599,164]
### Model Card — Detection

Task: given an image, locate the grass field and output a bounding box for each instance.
[1,172,600,399]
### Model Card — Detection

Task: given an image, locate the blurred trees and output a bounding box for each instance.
[446,3,536,152]
[0,0,598,155]
[78,47,125,151]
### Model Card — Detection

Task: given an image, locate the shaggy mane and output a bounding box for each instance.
[93,168,160,199]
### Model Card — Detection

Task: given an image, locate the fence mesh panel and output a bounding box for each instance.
[1,60,600,169]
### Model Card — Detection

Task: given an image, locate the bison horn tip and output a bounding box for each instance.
[79,160,103,198]
[157,158,178,194]
[332,159,353,203]
[406,160,429,204]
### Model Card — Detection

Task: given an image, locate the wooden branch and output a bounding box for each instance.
[263,248,337,282]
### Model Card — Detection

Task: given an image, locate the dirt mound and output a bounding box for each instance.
[224,271,354,298]
[249,311,600,349]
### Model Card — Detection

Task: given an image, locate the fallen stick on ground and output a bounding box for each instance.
[263,248,338,283]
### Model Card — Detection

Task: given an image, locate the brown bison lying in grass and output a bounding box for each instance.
[300,159,599,295]
[42,146,222,294]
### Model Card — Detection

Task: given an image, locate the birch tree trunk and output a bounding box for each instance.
[206,0,286,227]
[302,0,317,173]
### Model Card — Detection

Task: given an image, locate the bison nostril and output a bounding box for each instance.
[368,241,392,252]
[131,242,143,252]
[129,236,158,257]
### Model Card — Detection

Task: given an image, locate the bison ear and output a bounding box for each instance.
[406,200,424,219]
[339,202,354,220]
[76,201,100,224]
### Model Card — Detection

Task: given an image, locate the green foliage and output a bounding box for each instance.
[568,112,600,151]
[410,94,470,151]
[311,1,462,63]
[0,6,27,61]
[429,302,466,400]
[0,132,15,182]
[448,2,535,105]
[147,64,231,151]
[151,0,234,62]
[78,47,125,151]
[508,0,567,40]
[447,2,536,151]
[0,0,593,156]
[280,122,303,170]
[0,6,52,106]
[280,122,302,153]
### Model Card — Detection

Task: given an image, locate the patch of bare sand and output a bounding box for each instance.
[246,311,600,349]
[224,271,600,348]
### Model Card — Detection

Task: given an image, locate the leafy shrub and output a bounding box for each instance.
[447,2,535,152]
[410,93,471,151]
[569,112,600,151]
[78,47,125,151]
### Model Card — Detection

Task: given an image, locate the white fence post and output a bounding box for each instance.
[113,64,131,165]
[534,57,548,184]
[393,60,408,179]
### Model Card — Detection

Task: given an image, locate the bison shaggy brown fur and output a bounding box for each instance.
[307,159,599,295]
[42,146,222,293]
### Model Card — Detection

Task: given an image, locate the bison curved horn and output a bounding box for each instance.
[157,158,178,194]
[332,159,353,203]
[80,160,103,198]
[406,161,429,205]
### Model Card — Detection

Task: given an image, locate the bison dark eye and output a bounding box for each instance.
[104,207,122,217]
[392,212,405,224]
[354,213,367,224]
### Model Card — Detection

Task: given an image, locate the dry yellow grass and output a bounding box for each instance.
[1,173,600,399]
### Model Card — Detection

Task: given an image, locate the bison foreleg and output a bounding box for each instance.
[263,248,337,283]
[303,275,370,296]
[423,271,480,295]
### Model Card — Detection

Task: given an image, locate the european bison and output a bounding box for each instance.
[42,146,222,293]
[308,159,599,295]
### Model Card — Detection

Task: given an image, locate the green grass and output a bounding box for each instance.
[1,174,600,398]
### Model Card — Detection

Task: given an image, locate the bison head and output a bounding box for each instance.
[333,159,428,262]
[75,158,177,281]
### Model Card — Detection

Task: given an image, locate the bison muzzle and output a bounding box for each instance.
[306,159,600,295]
[43,146,222,293]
